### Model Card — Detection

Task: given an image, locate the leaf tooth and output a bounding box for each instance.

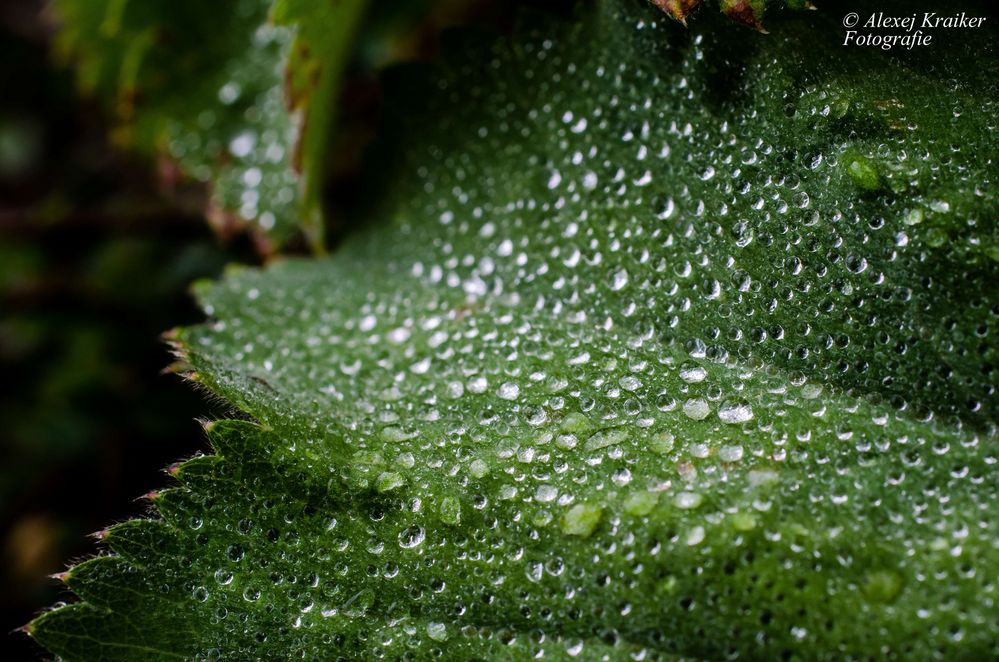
[161,356,196,374]
[651,0,705,24]
[140,489,162,502]
[720,0,769,32]
[48,570,72,583]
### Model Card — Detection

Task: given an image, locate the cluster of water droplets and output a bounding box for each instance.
[169,1,998,658]
[165,1,300,237]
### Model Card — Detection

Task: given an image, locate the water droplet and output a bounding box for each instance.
[535,484,559,502]
[718,401,754,424]
[498,382,520,400]
[683,398,710,420]
[674,492,703,509]
[718,445,744,462]
[426,622,448,642]
[610,269,629,291]
[685,525,706,546]
[398,525,426,549]
[679,363,707,383]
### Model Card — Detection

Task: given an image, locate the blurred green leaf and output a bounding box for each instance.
[54,0,367,250]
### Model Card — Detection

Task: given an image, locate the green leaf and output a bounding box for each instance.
[33,0,999,659]
[53,0,367,250]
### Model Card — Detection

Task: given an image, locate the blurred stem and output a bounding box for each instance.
[100,0,128,37]
[116,29,152,126]
[291,0,368,255]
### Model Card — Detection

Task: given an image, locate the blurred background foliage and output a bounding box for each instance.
[0,5,235,658]
[0,0,563,657]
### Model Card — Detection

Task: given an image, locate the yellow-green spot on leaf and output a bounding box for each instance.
[929,537,950,553]
[348,450,385,489]
[468,458,489,479]
[903,208,923,226]
[623,491,659,517]
[650,431,675,454]
[656,575,678,596]
[561,503,603,538]
[560,412,593,434]
[924,226,948,248]
[845,154,882,191]
[380,426,416,442]
[864,570,904,604]
[747,469,780,487]
[375,471,405,493]
[583,427,628,452]
[439,496,461,526]
[731,511,757,531]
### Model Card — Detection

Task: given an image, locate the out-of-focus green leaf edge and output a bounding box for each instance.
[271,0,367,252]
[50,0,367,252]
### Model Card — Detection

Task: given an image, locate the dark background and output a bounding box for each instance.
[0,5,243,658]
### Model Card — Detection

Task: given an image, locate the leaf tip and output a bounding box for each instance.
[720,0,768,31]
[651,0,704,24]
[48,570,72,584]
[140,489,162,503]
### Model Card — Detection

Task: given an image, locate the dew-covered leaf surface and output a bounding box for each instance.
[53,0,366,248]
[32,0,999,659]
